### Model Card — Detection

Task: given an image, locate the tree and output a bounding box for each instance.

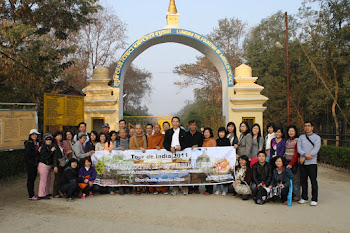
[0,0,100,104]
[70,7,127,77]
[244,2,350,144]
[59,7,127,91]
[108,63,152,116]
[298,0,350,145]
[243,11,306,128]
[174,17,247,121]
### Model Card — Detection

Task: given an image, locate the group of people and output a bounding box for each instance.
[25,117,321,206]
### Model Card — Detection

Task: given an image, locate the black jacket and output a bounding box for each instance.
[60,166,84,187]
[39,144,57,167]
[24,140,40,166]
[84,141,95,153]
[163,128,187,151]
[252,162,272,185]
[216,138,231,147]
[185,131,203,148]
[270,168,295,189]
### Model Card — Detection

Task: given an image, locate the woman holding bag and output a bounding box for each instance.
[53,131,67,198]
[38,133,56,200]
[232,155,252,200]
[78,157,96,198]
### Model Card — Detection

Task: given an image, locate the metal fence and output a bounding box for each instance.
[318,133,350,147]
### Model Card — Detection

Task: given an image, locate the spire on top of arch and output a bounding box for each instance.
[168,0,178,14]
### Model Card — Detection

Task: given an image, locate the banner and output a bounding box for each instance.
[91,147,236,186]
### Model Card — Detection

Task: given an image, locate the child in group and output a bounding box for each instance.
[78,157,97,199]
[215,127,231,196]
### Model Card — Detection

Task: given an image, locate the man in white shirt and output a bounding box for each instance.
[73,122,89,147]
[163,117,188,195]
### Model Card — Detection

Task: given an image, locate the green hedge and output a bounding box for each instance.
[319,146,350,169]
[0,149,26,179]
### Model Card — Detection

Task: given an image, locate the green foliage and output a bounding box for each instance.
[0,0,100,103]
[0,150,26,179]
[108,64,152,116]
[175,17,246,124]
[319,145,350,169]
[244,2,350,131]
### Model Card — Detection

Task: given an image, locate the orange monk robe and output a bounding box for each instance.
[129,134,147,150]
[203,138,217,147]
[146,133,168,193]
[147,133,164,149]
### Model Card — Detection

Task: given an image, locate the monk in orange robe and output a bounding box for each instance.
[147,124,164,149]
[147,124,168,194]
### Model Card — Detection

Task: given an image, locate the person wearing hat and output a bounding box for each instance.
[102,123,111,141]
[72,132,94,163]
[25,129,41,201]
[38,133,57,200]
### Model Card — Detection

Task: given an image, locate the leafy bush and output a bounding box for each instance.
[319,146,350,169]
[0,149,26,179]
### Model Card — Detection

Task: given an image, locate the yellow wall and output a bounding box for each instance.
[83,66,120,133]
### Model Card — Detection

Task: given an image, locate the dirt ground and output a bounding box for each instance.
[0,165,349,233]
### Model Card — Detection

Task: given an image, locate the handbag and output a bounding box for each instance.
[234,181,252,195]
[269,184,282,198]
[58,156,69,167]
[78,175,91,190]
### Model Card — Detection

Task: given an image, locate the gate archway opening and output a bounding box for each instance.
[112,29,234,123]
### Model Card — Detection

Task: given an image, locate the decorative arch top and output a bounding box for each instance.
[112,28,234,88]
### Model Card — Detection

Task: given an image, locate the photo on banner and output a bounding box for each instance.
[91,147,236,186]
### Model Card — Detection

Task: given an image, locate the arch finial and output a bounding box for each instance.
[168,0,178,14]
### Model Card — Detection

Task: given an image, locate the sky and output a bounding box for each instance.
[103,0,304,116]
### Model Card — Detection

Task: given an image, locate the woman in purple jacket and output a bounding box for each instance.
[270,126,286,170]
[78,157,96,198]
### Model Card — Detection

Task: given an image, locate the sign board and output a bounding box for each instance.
[0,110,38,150]
[44,93,84,130]
[158,118,172,133]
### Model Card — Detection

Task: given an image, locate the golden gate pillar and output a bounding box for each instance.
[83,66,119,133]
[228,64,268,134]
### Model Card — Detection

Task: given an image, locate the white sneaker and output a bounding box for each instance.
[221,192,227,196]
[153,191,159,195]
[310,201,318,206]
[171,191,177,196]
[298,199,308,204]
[214,191,220,195]
[183,191,188,196]
[163,192,168,195]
